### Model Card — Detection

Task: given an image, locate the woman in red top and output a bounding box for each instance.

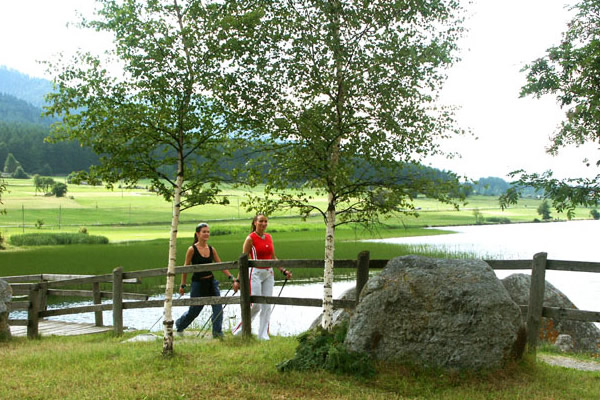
[233,214,292,340]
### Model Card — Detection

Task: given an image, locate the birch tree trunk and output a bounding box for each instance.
[162,171,184,355]
[321,193,336,330]
[321,0,343,331]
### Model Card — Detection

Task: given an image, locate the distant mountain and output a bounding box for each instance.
[0,66,53,108]
[0,93,50,125]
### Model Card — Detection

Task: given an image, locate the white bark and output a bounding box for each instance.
[321,192,336,330]
[162,172,184,355]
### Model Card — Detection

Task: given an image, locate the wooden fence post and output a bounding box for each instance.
[355,251,370,306]
[39,281,48,313]
[112,267,123,336]
[526,252,547,354]
[238,253,252,338]
[92,282,103,327]
[27,284,40,339]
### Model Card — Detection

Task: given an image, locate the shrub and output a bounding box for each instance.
[484,216,511,224]
[35,219,45,229]
[590,209,600,220]
[79,227,88,234]
[11,166,28,179]
[51,182,68,197]
[276,322,375,378]
[9,233,109,246]
[537,200,552,220]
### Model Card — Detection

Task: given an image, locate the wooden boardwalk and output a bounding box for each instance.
[10,320,113,337]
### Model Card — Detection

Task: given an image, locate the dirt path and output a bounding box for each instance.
[538,354,600,372]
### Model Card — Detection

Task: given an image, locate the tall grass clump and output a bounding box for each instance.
[277,321,375,377]
[9,233,109,246]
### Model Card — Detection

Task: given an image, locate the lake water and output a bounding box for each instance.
[367,219,600,316]
[10,279,357,337]
[10,220,599,335]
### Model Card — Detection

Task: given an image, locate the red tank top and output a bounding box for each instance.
[248,232,274,260]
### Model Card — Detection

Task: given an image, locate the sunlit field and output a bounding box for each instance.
[2,176,593,243]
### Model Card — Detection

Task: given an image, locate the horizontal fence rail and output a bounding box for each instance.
[4,251,599,352]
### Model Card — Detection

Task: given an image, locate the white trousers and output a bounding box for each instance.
[234,267,274,340]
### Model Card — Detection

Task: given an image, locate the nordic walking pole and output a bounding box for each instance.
[197,286,233,338]
[270,278,288,313]
[148,292,182,332]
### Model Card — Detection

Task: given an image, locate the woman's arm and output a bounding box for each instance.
[242,236,253,255]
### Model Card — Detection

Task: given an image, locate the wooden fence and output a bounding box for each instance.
[5,251,600,353]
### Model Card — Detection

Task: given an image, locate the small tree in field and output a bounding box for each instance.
[221,0,467,329]
[3,153,19,174]
[45,0,237,354]
[12,166,28,179]
[51,182,68,197]
[537,200,552,221]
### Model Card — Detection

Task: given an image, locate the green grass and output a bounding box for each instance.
[1,177,595,243]
[9,232,109,246]
[0,333,598,400]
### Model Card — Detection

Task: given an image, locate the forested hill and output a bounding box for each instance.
[0,66,53,108]
[0,66,99,175]
[0,93,51,125]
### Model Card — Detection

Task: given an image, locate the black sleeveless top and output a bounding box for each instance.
[191,245,214,281]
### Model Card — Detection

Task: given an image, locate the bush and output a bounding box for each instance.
[537,200,552,220]
[590,209,600,220]
[79,227,88,234]
[11,166,28,179]
[51,182,68,197]
[484,216,511,224]
[9,233,109,246]
[276,322,375,378]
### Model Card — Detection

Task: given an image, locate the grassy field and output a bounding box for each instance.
[1,177,597,291]
[1,333,599,400]
[2,176,595,242]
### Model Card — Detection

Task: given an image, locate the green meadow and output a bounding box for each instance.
[1,334,599,400]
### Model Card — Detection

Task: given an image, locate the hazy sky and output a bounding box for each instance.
[1,0,595,181]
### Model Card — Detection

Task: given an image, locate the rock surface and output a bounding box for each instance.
[0,279,12,341]
[345,256,524,370]
[501,273,600,353]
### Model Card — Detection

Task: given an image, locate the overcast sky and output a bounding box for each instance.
[1,0,595,181]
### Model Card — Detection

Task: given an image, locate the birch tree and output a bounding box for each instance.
[220,1,467,329]
[44,0,234,354]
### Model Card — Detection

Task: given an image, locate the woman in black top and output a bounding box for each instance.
[175,223,239,337]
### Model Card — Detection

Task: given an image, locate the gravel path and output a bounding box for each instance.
[538,354,600,372]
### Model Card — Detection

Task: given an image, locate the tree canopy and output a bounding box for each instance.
[501,0,600,216]
[44,0,239,354]
[220,0,467,328]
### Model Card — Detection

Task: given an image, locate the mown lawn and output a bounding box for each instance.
[1,333,599,400]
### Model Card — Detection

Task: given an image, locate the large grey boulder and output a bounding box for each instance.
[345,256,524,370]
[0,279,12,341]
[501,273,600,353]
